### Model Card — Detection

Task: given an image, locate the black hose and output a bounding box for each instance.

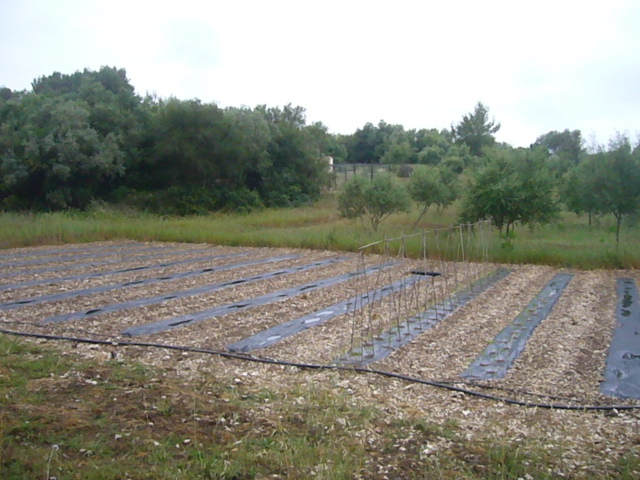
[1,328,638,412]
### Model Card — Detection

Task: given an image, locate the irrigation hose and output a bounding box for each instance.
[1,327,639,412]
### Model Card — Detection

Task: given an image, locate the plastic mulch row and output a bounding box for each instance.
[461,273,574,380]
[336,267,512,366]
[600,278,640,399]
[43,256,348,325]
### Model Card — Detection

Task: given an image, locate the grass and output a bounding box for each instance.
[0,194,639,269]
[2,334,638,479]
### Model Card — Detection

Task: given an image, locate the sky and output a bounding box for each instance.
[1,0,639,148]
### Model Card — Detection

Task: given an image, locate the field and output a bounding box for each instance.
[1,193,640,269]
[1,236,639,479]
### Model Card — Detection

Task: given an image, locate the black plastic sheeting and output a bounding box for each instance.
[461,273,574,381]
[0,252,249,293]
[227,274,424,352]
[0,246,212,279]
[0,242,141,260]
[336,268,512,366]
[2,255,300,311]
[43,256,348,324]
[600,278,640,399]
[0,244,197,268]
[122,264,390,337]
[0,253,248,292]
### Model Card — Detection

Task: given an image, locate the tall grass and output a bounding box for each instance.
[1,196,638,269]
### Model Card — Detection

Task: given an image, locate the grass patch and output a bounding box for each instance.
[1,195,639,269]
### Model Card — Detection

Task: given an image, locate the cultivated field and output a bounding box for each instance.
[1,241,639,479]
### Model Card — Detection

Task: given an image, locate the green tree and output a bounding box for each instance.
[453,102,500,156]
[255,104,330,207]
[459,148,558,236]
[0,67,147,210]
[415,129,451,165]
[147,98,228,189]
[381,135,414,164]
[0,94,125,209]
[562,157,601,225]
[344,120,398,164]
[363,175,411,232]
[338,175,410,232]
[408,165,459,228]
[337,175,368,222]
[533,129,584,166]
[434,166,459,212]
[590,134,640,246]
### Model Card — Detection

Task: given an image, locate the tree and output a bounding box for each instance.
[415,129,451,165]
[337,175,368,222]
[0,94,126,209]
[434,165,459,212]
[381,135,414,164]
[452,102,500,156]
[409,165,459,228]
[409,166,440,227]
[255,105,331,207]
[0,67,148,210]
[562,158,601,225]
[344,120,399,164]
[147,98,228,190]
[338,175,410,232]
[459,148,559,236]
[534,129,583,164]
[590,134,640,246]
[534,129,584,176]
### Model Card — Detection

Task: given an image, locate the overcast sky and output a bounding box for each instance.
[1,0,638,147]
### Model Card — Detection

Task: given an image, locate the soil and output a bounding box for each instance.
[1,241,639,477]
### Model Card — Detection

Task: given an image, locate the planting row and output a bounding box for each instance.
[0,241,638,400]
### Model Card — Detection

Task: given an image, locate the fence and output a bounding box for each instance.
[336,220,499,365]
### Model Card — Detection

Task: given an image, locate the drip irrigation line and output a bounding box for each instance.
[1,320,115,338]
[1,327,639,411]
[429,378,586,403]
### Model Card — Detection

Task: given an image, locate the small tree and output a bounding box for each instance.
[337,175,368,223]
[591,134,640,246]
[434,166,459,213]
[459,149,559,236]
[562,158,601,225]
[338,175,410,232]
[409,166,440,228]
[409,165,459,228]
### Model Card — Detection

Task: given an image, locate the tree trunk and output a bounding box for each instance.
[413,205,429,230]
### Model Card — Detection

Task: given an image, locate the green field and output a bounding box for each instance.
[1,195,638,269]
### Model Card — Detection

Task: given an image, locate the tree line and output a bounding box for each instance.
[0,67,336,214]
[1,66,639,241]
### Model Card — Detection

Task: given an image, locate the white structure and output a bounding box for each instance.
[323,156,334,173]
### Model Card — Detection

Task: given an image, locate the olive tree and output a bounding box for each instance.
[409,165,459,228]
[459,148,559,236]
[338,175,410,232]
[591,134,640,246]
